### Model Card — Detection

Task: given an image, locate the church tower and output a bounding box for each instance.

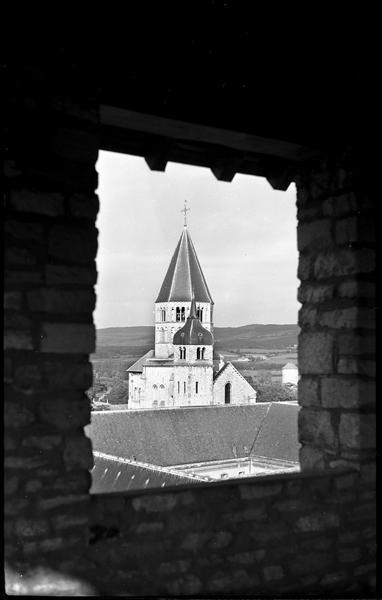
[154,202,214,358]
[172,295,214,406]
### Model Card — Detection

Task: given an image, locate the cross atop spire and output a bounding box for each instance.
[181,200,190,227]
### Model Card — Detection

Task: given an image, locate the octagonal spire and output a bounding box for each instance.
[155,228,214,304]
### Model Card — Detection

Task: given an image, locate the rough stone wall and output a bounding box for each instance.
[295,150,376,472]
[88,467,376,596]
[5,48,99,594]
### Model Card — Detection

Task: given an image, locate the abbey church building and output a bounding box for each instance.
[127,215,257,409]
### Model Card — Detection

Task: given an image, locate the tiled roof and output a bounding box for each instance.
[282,362,298,370]
[126,349,154,373]
[251,402,299,462]
[90,453,199,494]
[87,404,271,466]
[155,228,213,303]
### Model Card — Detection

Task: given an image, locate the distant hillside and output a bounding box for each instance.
[94,324,299,358]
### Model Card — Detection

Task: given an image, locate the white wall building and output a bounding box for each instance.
[127,222,257,409]
[282,362,299,386]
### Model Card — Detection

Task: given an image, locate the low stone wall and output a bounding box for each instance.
[88,464,376,595]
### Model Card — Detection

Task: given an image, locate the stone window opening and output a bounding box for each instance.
[5,72,375,593]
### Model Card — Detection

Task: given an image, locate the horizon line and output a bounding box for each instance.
[96,322,299,330]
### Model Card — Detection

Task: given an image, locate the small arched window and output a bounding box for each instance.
[176,307,181,322]
[201,347,205,359]
[181,307,185,321]
[183,347,187,360]
[196,347,201,360]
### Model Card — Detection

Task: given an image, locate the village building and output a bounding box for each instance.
[282,362,299,386]
[127,215,257,408]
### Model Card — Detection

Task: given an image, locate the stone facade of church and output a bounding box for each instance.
[127,225,257,409]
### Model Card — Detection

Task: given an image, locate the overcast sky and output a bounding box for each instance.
[94,151,299,329]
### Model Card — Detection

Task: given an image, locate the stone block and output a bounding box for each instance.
[298,332,334,374]
[25,480,43,493]
[299,445,326,471]
[22,435,62,451]
[339,546,361,563]
[54,127,99,162]
[298,306,318,328]
[319,307,375,330]
[297,254,313,281]
[334,472,358,489]
[298,408,337,448]
[298,377,320,407]
[337,280,375,299]
[15,518,50,538]
[291,551,333,577]
[322,193,358,217]
[38,494,89,511]
[9,189,65,216]
[48,226,98,264]
[6,246,37,266]
[273,498,305,512]
[239,483,282,500]
[313,249,375,279]
[13,364,42,390]
[337,357,376,377]
[5,270,43,284]
[297,204,323,222]
[135,521,164,534]
[4,292,23,310]
[297,283,333,304]
[69,193,99,219]
[337,332,375,355]
[27,289,96,313]
[4,475,19,496]
[43,361,93,390]
[166,574,202,595]
[4,312,34,330]
[360,462,376,484]
[45,264,97,285]
[4,402,35,428]
[208,531,232,549]
[263,565,284,582]
[339,413,376,449]
[132,493,177,512]
[335,216,375,245]
[320,571,347,587]
[40,323,96,353]
[297,219,332,252]
[4,330,34,350]
[321,378,375,409]
[295,511,340,532]
[63,436,94,470]
[38,393,91,430]
[5,220,44,242]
